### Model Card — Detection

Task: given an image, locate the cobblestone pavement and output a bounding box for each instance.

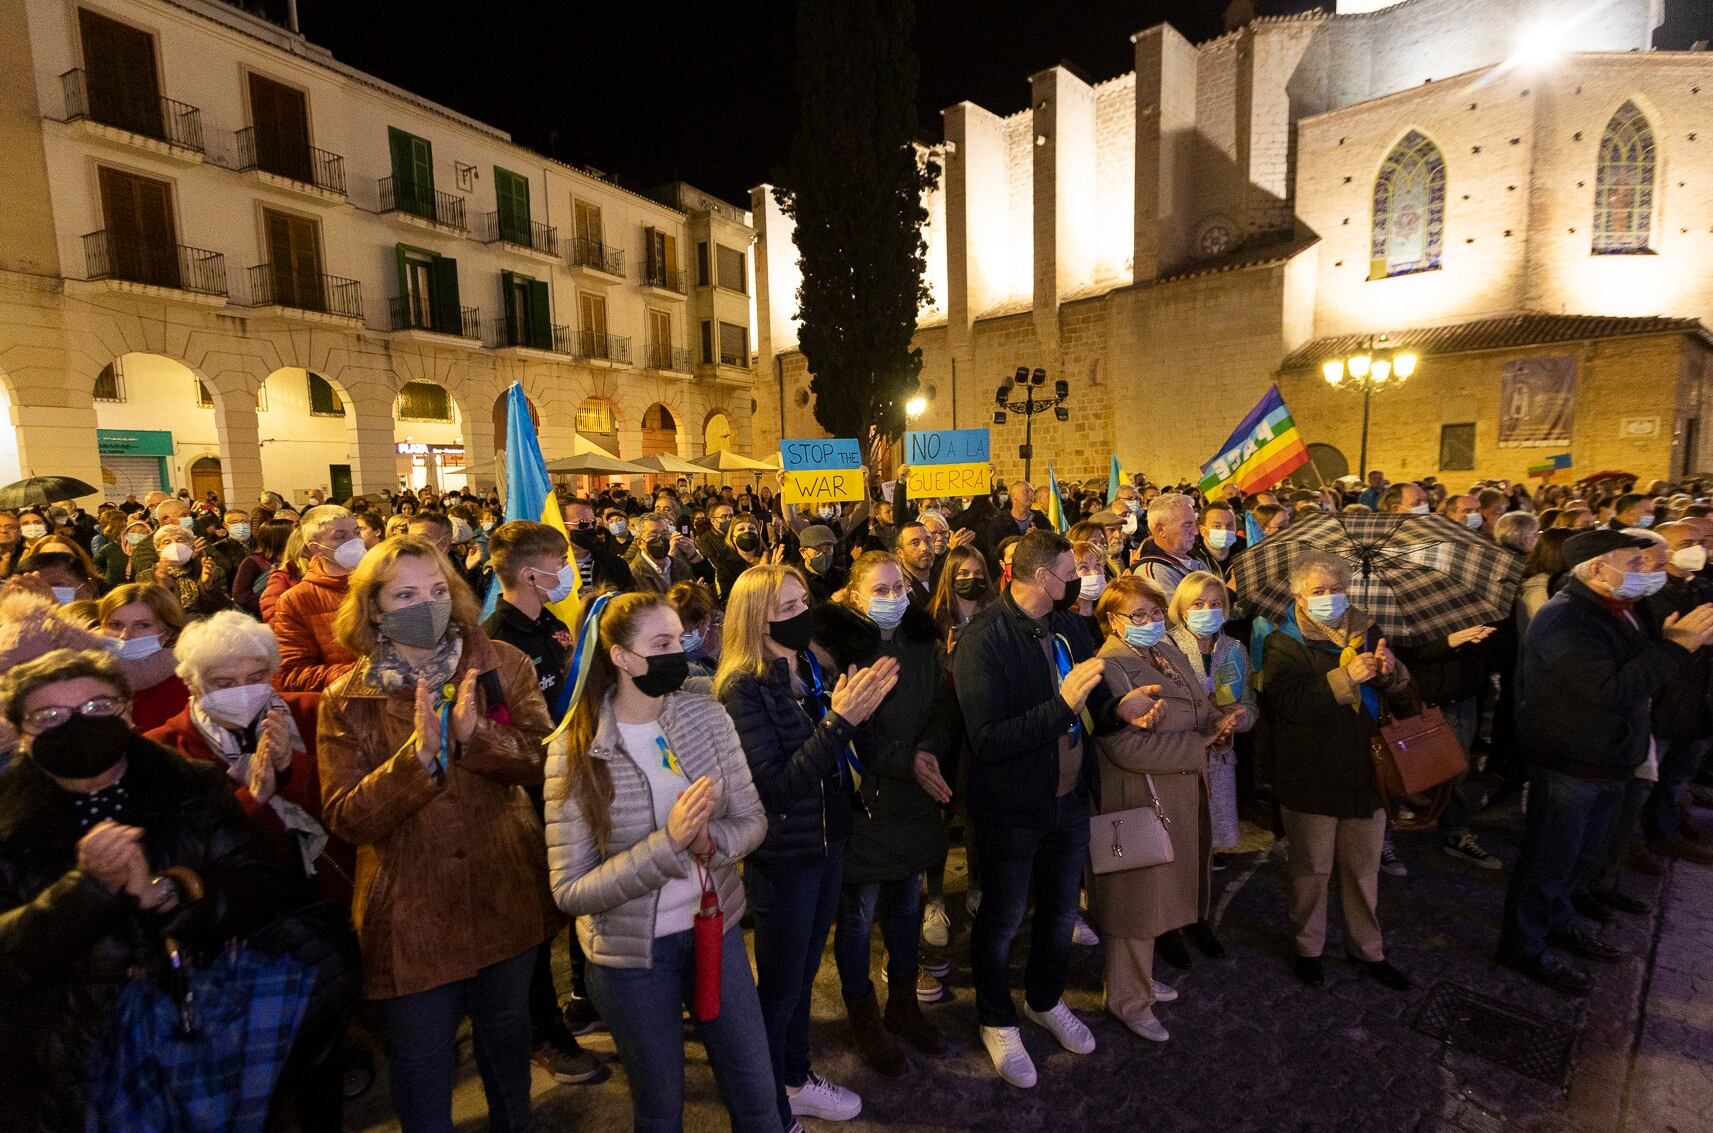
[350,797,1713,1133]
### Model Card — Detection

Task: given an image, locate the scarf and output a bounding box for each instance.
[363,630,464,693]
[1275,605,1380,720]
[191,694,328,875]
[1168,623,1245,708]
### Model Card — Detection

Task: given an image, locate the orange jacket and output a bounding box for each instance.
[272,560,356,692]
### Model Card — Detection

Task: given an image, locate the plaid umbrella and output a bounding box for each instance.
[87,947,313,1133]
[1230,511,1524,646]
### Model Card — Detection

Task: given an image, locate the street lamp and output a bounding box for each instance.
[905,395,927,419]
[1322,338,1419,479]
[993,365,1070,482]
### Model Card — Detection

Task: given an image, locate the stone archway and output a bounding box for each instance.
[576,396,622,456]
[493,390,541,455]
[641,403,679,457]
[703,410,733,455]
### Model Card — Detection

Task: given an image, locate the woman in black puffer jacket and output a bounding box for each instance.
[714,562,897,1129]
[814,552,958,1077]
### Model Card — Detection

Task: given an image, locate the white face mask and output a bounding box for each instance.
[51,585,81,604]
[19,523,46,540]
[108,633,162,660]
[1079,573,1107,602]
[451,518,474,544]
[1205,528,1236,550]
[537,562,579,604]
[1671,545,1708,573]
[1463,513,1484,530]
[201,682,276,729]
[1408,503,1432,515]
[159,542,194,566]
[331,537,367,571]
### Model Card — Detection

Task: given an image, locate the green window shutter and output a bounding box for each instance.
[527,279,551,349]
[500,269,520,341]
[430,257,461,335]
[394,243,411,299]
[388,128,434,214]
[494,167,529,241]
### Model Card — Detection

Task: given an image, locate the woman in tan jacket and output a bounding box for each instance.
[317,535,556,1133]
[1090,575,1241,1044]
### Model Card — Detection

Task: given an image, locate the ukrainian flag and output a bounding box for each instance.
[1108,454,1123,504]
[1044,465,1070,534]
[1197,385,1311,501]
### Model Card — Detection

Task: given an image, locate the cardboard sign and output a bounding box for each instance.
[904,428,991,499]
[780,436,865,505]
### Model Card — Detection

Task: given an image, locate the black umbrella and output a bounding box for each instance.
[0,475,99,510]
[1230,511,1524,646]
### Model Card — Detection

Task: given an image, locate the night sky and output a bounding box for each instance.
[291,0,1713,207]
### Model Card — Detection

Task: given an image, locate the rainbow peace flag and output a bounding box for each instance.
[1044,465,1070,533]
[1527,453,1572,478]
[1198,385,1311,500]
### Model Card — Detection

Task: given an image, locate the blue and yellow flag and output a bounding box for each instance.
[1108,454,1123,504]
[1197,385,1311,501]
[1044,465,1069,534]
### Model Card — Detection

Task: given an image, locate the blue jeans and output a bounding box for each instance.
[1643,737,1712,843]
[1501,769,1624,959]
[584,925,779,1133]
[744,841,845,1126]
[833,872,923,1002]
[380,946,536,1133]
[1437,698,1480,836]
[970,791,1091,1028]
[1587,775,1655,897]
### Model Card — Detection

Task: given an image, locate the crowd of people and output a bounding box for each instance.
[3,463,1712,1131]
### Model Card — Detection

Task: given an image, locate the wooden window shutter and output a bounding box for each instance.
[430,256,461,334]
[527,279,551,349]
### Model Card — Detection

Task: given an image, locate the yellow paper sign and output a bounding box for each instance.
[907,462,989,498]
[784,468,866,505]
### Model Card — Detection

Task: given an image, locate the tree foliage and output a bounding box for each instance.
[774,0,936,442]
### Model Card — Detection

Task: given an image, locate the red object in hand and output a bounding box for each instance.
[692,863,722,1022]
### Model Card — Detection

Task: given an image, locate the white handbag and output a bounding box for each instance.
[1089,773,1174,875]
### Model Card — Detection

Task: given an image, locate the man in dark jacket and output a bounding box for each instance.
[1500,530,1713,995]
[1638,522,1713,864]
[562,498,635,595]
[798,525,849,605]
[979,482,1052,574]
[952,530,1160,1088]
[1396,624,1502,869]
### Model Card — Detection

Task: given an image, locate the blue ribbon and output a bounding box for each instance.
[802,648,865,787]
[1050,633,1085,743]
[552,591,616,725]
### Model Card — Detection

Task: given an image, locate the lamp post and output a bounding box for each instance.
[1321,339,1420,479]
[993,366,1069,483]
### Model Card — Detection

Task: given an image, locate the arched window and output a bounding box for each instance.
[1370,130,1446,279]
[1592,101,1655,255]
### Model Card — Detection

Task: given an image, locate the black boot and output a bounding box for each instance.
[1187,920,1225,958]
[846,991,905,1077]
[884,984,949,1057]
[1156,928,1192,969]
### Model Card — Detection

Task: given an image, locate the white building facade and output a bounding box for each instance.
[0,0,758,502]
[755,0,1713,487]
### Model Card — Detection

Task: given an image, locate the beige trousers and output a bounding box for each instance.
[1103,935,1156,1025]
[1280,806,1386,962]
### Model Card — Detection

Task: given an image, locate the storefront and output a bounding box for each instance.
[396,441,467,493]
[97,429,175,498]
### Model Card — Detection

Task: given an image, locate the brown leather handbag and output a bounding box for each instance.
[1369,704,1469,828]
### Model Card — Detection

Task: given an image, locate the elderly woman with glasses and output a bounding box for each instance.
[0,648,281,1131]
[149,522,230,619]
[143,609,352,904]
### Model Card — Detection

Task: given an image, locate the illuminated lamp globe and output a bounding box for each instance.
[1393,352,1419,380]
[1322,360,1345,386]
[905,395,927,418]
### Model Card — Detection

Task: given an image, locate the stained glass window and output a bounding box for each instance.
[1370,130,1446,279]
[1592,101,1655,255]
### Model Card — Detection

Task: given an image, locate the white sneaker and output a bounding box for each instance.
[1119,1010,1170,1043]
[1072,915,1101,947]
[980,1025,1037,1088]
[786,1072,861,1121]
[965,888,982,917]
[1023,999,1096,1055]
[1151,979,1179,1003]
[922,898,950,948]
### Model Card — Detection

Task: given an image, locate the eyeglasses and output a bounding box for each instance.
[565,520,598,531]
[21,696,126,735]
[1114,609,1165,626]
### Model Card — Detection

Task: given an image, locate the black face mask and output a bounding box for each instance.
[1048,572,1081,613]
[952,576,987,599]
[735,532,762,554]
[802,550,829,575]
[30,712,133,779]
[644,536,672,561]
[768,608,814,652]
[629,649,689,698]
[569,528,601,551]
[713,518,732,534]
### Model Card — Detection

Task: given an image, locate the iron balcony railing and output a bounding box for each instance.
[645,344,691,372]
[247,264,363,319]
[377,177,467,231]
[389,295,479,338]
[61,69,204,152]
[569,237,626,276]
[491,317,571,353]
[234,127,346,195]
[639,263,685,293]
[480,212,559,256]
[82,230,226,295]
[577,332,631,363]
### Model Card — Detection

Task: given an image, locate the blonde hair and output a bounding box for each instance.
[332,535,482,657]
[97,582,187,646]
[713,562,808,701]
[1168,570,1229,627]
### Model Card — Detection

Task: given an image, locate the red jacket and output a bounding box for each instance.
[258,559,302,623]
[145,692,354,906]
[131,675,190,734]
[271,561,356,692]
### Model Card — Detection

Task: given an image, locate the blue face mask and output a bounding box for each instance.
[1306,593,1349,625]
[866,594,910,631]
[1184,608,1226,637]
[681,628,704,655]
[1611,570,1667,600]
[1122,620,1165,649]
